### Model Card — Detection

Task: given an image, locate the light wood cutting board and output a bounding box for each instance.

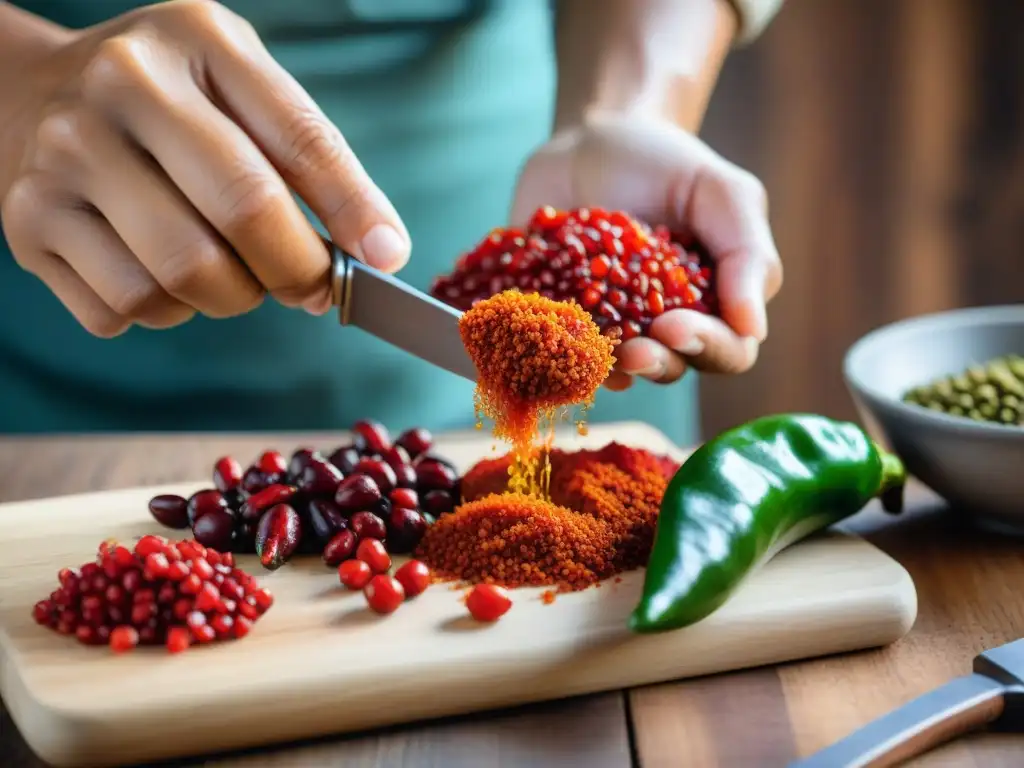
[0,421,917,768]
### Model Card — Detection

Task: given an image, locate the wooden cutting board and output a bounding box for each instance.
[0,422,917,768]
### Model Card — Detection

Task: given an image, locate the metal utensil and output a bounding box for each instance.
[330,244,477,382]
[790,638,1024,767]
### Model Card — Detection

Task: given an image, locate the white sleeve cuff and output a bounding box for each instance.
[727,0,786,44]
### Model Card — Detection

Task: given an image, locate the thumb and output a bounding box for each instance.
[323,173,411,275]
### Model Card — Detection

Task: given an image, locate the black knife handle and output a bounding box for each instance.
[788,673,1006,768]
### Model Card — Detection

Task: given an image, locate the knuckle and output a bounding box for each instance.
[217,171,288,234]
[281,113,346,179]
[108,281,161,319]
[156,237,227,297]
[732,168,768,207]
[33,108,97,164]
[167,0,250,38]
[80,35,152,99]
[1,175,47,256]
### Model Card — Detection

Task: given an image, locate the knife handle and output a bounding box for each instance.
[788,673,1006,768]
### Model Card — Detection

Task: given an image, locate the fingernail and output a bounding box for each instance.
[677,337,705,357]
[629,362,664,377]
[360,224,409,273]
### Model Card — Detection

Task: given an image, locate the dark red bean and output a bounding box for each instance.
[255,504,302,571]
[240,484,298,522]
[187,490,230,525]
[395,428,432,459]
[287,448,321,484]
[380,446,411,474]
[334,474,382,514]
[386,507,428,554]
[389,488,419,510]
[415,460,457,493]
[295,458,344,497]
[212,457,243,493]
[322,529,357,566]
[307,499,348,541]
[350,511,387,541]
[148,494,190,529]
[421,489,455,516]
[241,467,280,494]
[354,458,397,495]
[392,463,417,490]
[328,445,360,475]
[192,509,235,551]
[352,419,391,455]
[414,453,457,474]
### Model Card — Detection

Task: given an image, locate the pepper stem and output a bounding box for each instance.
[876,447,907,515]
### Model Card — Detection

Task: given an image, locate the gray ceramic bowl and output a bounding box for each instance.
[843,304,1024,534]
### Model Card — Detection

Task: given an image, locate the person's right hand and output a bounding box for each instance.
[0,0,410,337]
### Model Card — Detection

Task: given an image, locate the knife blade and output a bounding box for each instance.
[330,244,477,382]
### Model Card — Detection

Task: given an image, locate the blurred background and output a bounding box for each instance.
[698,0,1023,437]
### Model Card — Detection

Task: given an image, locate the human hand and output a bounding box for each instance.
[511,112,782,391]
[0,0,409,337]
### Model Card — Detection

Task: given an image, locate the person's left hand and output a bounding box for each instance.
[511,112,783,391]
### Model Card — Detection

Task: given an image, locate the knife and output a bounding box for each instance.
[330,244,477,382]
[789,637,1024,767]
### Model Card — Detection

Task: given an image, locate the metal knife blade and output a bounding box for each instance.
[330,245,477,382]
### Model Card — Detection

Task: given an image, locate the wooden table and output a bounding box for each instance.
[2,433,1023,768]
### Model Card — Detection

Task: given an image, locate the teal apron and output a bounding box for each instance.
[0,0,699,447]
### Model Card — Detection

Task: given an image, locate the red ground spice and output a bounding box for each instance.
[414,443,680,592]
[458,290,616,494]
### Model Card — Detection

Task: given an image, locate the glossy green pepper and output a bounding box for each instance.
[629,413,906,634]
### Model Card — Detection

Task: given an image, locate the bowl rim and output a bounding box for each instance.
[843,304,1024,438]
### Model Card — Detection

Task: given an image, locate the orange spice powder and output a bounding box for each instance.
[414,444,679,592]
[458,290,616,495]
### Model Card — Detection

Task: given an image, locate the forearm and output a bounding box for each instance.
[0,3,70,68]
[553,0,738,134]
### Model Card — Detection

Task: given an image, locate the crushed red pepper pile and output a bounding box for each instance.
[415,443,679,592]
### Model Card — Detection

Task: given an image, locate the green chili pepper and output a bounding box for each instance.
[629,413,906,634]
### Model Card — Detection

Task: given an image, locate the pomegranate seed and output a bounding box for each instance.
[466,584,513,622]
[233,616,253,639]
[338,559,373,590]
[134,535,168,559]
[213,457,244,492]
[166,626,191,653]
[589,255,611,278]
[210,614,234,638]
[647,290,665,316]
[192,624,216,643]
[356,539,391,574]
[364,575,405,615]
[109,626,139,653]
[394,560,431,598]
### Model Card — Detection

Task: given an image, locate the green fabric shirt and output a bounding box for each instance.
[0,0,698,446]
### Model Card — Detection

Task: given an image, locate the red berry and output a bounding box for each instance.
[334,474,382,513]
[257,450,288,475]
[356,538,391,574]
[465,584,512,622]
[323,529,357,566]
[186,490,230,525]
[338,559,373,590]
[395,427,432,458]
[148,494,190,529]
[109,626,139,653]
[352,419,391,455]
[389,488,419,510]
[354,458,398,495]
[394,560,431,598]
[213,457,243,492]
[363,575,405,615]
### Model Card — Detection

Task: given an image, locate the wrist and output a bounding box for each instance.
[553,0,738,134]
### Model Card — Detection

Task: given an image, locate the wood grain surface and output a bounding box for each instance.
[1,431,1023,767]
[0,424,914,767]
